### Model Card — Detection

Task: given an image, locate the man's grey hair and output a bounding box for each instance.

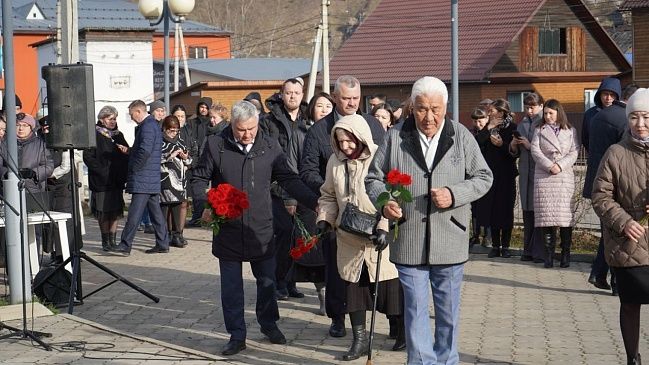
[231,100,259,124]
[333,75,360,94]
[97,105,118,120]
[411,76,448,104]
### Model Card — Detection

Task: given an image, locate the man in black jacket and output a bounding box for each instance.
[192,100,318,356]
[186,97,212,227]
[299,75,385,338]
[260,78,309,300]
[584,83,637,294]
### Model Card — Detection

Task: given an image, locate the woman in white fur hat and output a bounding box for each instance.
[591,87,649,365]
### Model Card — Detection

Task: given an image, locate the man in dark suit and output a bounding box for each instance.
[192,100,318,356]
[300,75,385,338]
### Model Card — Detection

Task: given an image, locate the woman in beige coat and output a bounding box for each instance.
[317,114,404,360]
[531,99,580,268]
[591,88,649,365]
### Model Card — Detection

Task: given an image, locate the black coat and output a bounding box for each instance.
[191,126,319,262]
[260,93,309,153]
[83,128,129,192]
[474,121,518,229]
[299,111,385,194]
[583,101,627,199]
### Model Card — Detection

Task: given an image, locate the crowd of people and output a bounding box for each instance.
[2,72,649,365]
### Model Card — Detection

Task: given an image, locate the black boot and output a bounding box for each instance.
[628,353,642,365]
[543,228,555,268]
[109,233,118,251]
[487,228,501,258]
[101,233,111,252]
[342,325,368,361]
[388,316,397,339]
[559,227,572,268]
[392,315,406,351]
[500,228,512,258]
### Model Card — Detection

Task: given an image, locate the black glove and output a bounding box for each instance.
[316,221,332,236]
[18,168,36,180]
[372,229,388,252]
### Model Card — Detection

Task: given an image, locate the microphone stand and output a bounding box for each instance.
[0,178,52,351]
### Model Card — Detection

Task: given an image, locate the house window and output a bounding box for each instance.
[188,46,208,59]
[584,89,598,111]
[507,91,533,113]
[539,28,566,55]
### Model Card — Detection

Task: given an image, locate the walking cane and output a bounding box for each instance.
[366,248,382,365]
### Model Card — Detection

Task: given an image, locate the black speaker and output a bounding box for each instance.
[41,63,96,149]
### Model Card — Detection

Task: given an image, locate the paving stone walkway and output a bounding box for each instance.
[1,217,648,364]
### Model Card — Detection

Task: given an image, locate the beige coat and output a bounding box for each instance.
[530,124,580,227]
[317,115,397,283]
[591,136,649,268]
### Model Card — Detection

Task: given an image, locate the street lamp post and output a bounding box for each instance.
[138,0,195,112]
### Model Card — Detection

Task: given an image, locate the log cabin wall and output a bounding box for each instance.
[632,9,649,86]
[492,0,618,73]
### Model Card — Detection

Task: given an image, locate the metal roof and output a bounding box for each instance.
[177,58,315,81]
[329,0,630,85]
[620,0,649,9]
[1,0,228,35]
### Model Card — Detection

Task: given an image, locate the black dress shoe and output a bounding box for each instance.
[592,278,611,290]
[501,248,512,258]
[221,340,246,355]
[112,244,131,256]
[145,245,169,254]
[520,255,533,262]
[261,327,286,344]
[487,248,500,258]
[329,317,346,337]
[287,287,304,298]
[533,258,545,264]
[275,289,289,301]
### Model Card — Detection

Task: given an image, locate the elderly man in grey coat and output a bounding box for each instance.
[366,76,492,365]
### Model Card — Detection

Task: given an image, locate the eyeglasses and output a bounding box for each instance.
[16,123,31,129]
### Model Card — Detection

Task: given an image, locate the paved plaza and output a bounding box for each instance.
[1,217,648,364]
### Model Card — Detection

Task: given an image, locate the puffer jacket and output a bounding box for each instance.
[591,136,649,267]
[317,115,396,283]
[126,115,162,194]
[531,124,580,227]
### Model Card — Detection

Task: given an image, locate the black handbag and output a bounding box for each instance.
[337,163,377,238]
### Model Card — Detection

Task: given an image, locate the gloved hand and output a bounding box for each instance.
[316,221,332,236]
[18,168,36,180]
[372,229,388,252]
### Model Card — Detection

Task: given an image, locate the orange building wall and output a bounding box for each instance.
[0,34,51,115]
[152,34,231,60]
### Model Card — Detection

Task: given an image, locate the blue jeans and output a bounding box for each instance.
[119,193,169,249]
[219,257,280,341]
[396,263,464,365]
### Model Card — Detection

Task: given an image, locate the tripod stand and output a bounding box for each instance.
[0,179,52,351]
[34,150,159,315]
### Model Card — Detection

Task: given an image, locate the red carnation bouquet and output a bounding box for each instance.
[375,168,413,240]
[204,183,250,235]
[289,214,321,260]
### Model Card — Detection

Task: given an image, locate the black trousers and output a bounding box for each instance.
[272,196,294,290]
[219,256,279,341]
[322,231,347,319]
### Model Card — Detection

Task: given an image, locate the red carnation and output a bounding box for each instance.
[386,168,401,186]
[398,173,412,186]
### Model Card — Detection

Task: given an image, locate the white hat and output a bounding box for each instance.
[626,88,649,118]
